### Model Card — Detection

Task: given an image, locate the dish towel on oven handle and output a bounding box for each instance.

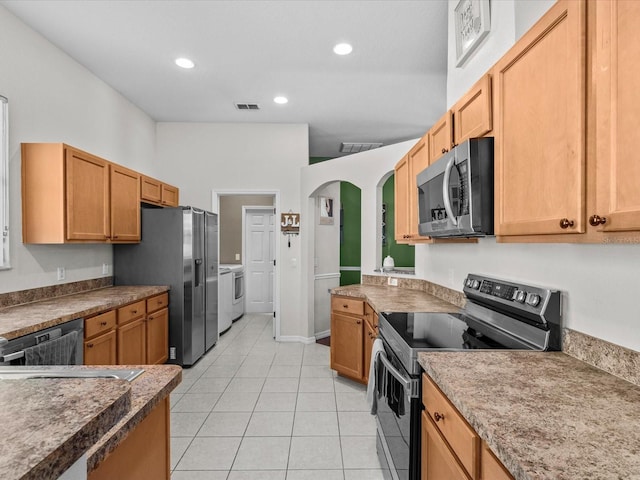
[366,338,384,415]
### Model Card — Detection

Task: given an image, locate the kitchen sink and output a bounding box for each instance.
[0,367,145,382]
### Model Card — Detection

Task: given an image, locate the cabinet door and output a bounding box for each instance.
[117,318,146,365]
[494,0,586,236]
[161,184,179,207]
[330,312,364,380]
[428,111,453,164]
[65,147,110,241]
[84,330,117,365]
[394,155,411,243]
[408,136,429,238]
[422,412,471,480]
[140,175,162,205]
[110,164,140,242]
[146,308,169,365]
[453,74,492,144]
[593,0,640,232]
[481,443,514,480]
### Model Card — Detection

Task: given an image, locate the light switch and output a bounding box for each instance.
[235,253,240,261]
[291,257,297,268]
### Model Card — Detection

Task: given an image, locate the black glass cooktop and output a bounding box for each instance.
[380,311,530,351]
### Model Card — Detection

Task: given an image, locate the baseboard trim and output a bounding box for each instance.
[314,329,331,340]
[278,335,316,345]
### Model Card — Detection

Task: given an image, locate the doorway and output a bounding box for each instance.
[244,207,275,313]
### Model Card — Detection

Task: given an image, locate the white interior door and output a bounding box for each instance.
[245,208,275,313]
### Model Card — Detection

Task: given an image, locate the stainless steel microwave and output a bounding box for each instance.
[416,137,494,237]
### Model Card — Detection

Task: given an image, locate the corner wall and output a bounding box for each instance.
[0,6,156,293]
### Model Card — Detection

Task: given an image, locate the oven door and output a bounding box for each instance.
[375,340,421,480]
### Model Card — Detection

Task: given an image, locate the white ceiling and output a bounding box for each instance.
[1,0,449,158]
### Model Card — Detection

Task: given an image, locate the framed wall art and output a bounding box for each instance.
[454,0,491,67]
[319,196,334,225]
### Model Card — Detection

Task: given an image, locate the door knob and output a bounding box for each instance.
[589,215,607,226]
[559,218,575,229]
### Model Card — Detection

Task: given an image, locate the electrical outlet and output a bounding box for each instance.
[102,263,109,275]
[57,267,65,281]
[387,277,398,286]
[235,253,240,261]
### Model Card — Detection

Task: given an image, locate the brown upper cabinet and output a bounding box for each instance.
[453,74,493,148]
[140,174,180,207]
[428,74,493,165]
[493,0,586,238]
[22,143,140,243]
[428,111,453,164]
[591,0,640,235]
[394,133,431,244]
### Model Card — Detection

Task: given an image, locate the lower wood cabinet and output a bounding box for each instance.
[89,397,170,480]
[422,373,514,480]
[330,295,378,384]
[83,293,169,366]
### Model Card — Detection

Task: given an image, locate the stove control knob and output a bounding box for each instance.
[526,293,541,307]
[515,290,527,303]
[472,280,481,289]
[465,279,473,288]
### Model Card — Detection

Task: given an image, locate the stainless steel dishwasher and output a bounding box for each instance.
[0,318,84,365]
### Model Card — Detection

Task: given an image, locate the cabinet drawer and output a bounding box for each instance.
[147,292,169,314]
[331,296,364,315]
[117,300,146,325]
[364,302,378,328]
[422,374,479,479]
[85,310,116,339]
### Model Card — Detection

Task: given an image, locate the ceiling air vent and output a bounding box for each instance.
[340,142,383,153]
[235,103,260,110]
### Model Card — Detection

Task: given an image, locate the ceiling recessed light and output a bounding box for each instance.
[175,57,195,69]
[333,43,353,55]
[274,96,288,105]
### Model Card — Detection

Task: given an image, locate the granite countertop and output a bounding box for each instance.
[418,351,640,480]
[0,285,169,340]
[0,364,181,479]
[0,377,131,480]
[331,284,459,313]
[86,364,182,472]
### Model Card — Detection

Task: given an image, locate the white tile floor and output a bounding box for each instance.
[170,313,386,480]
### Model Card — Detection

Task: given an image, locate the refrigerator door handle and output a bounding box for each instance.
[195,259,203,287]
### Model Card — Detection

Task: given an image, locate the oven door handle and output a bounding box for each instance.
[379,351,419,399]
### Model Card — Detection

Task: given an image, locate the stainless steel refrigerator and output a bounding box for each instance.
[113,206,219,366]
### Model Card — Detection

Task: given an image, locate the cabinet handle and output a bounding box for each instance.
[589,215,607,226]
[343,304,348,308]
[356,320,361,324]
[112,235,118,239]
[559,218,575,229]
[433,412,445,422]
[100,321,107,326]
[87,343,94,348]
[131,309,138,314]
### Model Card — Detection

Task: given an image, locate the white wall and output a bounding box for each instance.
[0,6,156,293]
[155,122,309,339]
[414,0,640,351]
[313,182,340,336]
[301,140,417,336]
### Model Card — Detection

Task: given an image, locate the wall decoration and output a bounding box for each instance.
[319,196,334,225]
[454,0,491,67]
[281,212,300,247]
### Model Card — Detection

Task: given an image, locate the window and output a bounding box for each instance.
[0,95,8,269]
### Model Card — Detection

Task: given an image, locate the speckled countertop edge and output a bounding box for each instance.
[418,351,640,480]
[0,378,131,480]
[86,364,182,472]
[330,284,460,314]
[0,285,170,340]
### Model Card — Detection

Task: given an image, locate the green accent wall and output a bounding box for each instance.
[340,182,361,286]
[382,175,415,267]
